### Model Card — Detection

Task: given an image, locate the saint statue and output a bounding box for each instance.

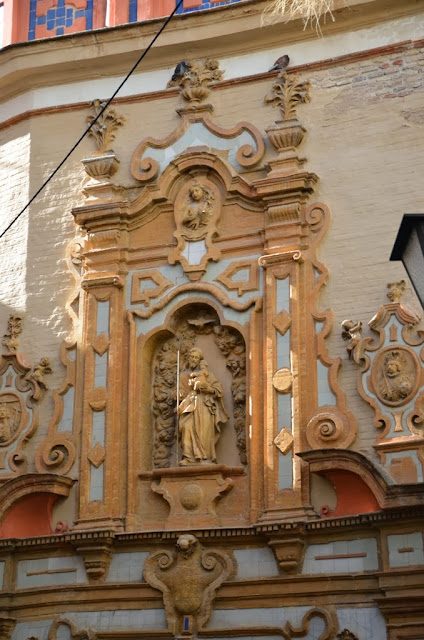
[178,347,228,466]
[181,183,213,232]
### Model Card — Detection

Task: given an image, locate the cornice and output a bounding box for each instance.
[0,505,423,552]
[0,0,423,110]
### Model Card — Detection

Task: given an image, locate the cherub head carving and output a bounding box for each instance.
[176,534,198,558]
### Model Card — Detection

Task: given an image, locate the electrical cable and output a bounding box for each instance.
[0,0,184,239]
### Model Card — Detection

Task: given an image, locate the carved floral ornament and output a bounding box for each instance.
[265,72,311,121]
[167,58,224,105]
[82,99,126,189]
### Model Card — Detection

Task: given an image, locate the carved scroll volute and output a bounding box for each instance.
[168,176,222,281]
[0,315,50,477]
[144,534,236,636]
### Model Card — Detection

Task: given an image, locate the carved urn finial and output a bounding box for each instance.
[265,72,311,177]
[82,99,125,197]
[167,58,224,113]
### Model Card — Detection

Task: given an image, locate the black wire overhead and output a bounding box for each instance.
[0,0,184,239]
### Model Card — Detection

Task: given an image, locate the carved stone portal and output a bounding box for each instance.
[143,533,236,636]
[342,283,424,483]
[152,304,247,469]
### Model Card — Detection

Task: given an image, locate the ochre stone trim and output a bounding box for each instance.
[0,503,423,550]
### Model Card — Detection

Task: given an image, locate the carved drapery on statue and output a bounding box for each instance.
[152,306,246,469]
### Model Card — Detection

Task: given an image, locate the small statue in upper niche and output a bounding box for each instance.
[378,350,413,403]
[181,183,214,232]
[178,347,228,466]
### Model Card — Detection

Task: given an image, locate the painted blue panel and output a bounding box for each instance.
[29,0,93,39]
[129,0,138,22]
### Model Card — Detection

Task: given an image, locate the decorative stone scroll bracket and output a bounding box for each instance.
[197,607,336,640]
[267,535,306,574]
[48,617,92,640]
[144,533,236,637]
[0,617,16,640]
[72,534,114,583]
[0,342,48,478]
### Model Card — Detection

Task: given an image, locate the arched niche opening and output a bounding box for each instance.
[141,302,247,471]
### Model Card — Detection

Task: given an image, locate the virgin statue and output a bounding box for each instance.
[178,347,228,465]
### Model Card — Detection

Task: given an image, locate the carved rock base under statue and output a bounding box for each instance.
[150,465,244,529]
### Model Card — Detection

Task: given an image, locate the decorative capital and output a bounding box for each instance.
[265,72,311,122]
[167,59,224,106]
[86,99,125,154]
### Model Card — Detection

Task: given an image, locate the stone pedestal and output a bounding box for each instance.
[150,465,243,529]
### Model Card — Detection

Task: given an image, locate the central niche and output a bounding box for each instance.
[151,303,246,469]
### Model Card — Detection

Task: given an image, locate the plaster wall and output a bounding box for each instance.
[1,11,423,125]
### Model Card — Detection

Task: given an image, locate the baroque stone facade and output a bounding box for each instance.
[0,1,424,639]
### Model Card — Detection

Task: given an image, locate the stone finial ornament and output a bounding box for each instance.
[265,72,311,122]
[2,315,23,352]
[143,533,236,636]
[167,58,224,104]
[387,279,406,303]
[86,99,126,154]
[264,73,312,176]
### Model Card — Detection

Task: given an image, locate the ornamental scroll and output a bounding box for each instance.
[342,281,424,483]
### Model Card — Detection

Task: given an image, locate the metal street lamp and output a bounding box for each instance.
[390,214,424,308]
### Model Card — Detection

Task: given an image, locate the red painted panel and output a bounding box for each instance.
[321,470,380,518]
[0,493,57,538]
[138,0,175,20]
[107,0,129,26]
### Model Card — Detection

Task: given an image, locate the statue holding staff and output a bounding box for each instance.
[177,347,228,466]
